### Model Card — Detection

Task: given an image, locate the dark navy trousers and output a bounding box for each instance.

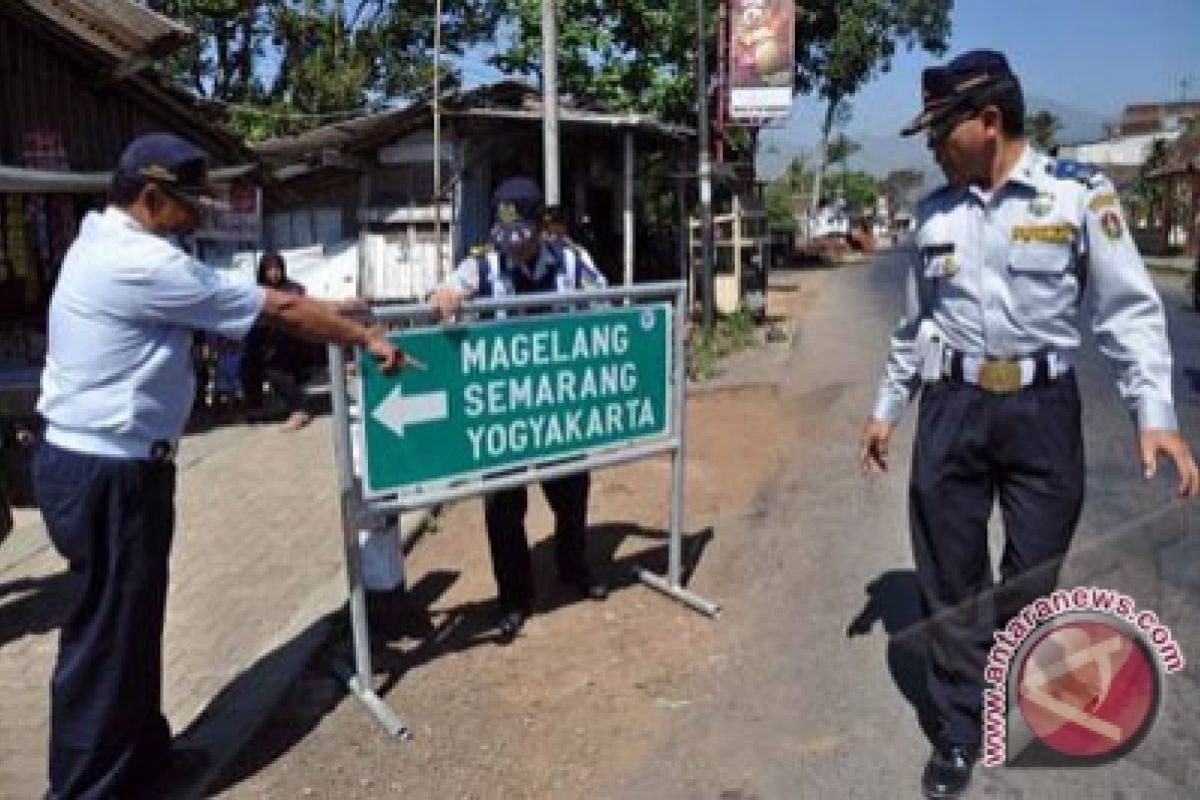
[34,442,176,799]
[484,472,591,610]
[909,374,1085,748]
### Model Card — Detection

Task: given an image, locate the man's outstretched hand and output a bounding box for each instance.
[364,329,404,374]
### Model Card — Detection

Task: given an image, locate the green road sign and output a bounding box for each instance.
[359,304,673,496]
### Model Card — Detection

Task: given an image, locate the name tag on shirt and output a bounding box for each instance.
[1011,223,1075,244]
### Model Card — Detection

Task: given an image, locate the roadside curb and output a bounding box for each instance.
[183,506,434,798]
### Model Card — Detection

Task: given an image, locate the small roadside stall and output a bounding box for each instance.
[255,81,695,301]
[0,0,259,505]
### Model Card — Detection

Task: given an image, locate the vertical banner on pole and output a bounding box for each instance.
[728,0,795,121]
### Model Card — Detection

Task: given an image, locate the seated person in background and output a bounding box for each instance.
[242,251,321,431]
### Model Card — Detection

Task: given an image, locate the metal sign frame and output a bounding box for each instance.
[357,302,675,499]
[326,280,720,737]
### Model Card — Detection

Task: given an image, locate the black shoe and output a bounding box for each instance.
[497,606,530,641]
[561,568,608,601]
[921,744,978,799]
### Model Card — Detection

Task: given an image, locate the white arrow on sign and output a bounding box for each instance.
[371,387,449,437]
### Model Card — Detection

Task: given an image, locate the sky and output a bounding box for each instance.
[457,0,1200,176]
[761,0,1200,162]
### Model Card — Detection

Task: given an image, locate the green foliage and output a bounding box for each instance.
[796,0,954,106]
[1128,138,1170,225]
[1026,110,1063,151]
[489,0,702,125]
[687,309,757,380]
[825,170,879,214]
[764,180,798,231]
[799,2,951,217]
[826,132,860,167]
[146,1,498,141]
[783,155,812,193]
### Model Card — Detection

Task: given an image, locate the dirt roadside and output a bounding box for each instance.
[213,266,834,799]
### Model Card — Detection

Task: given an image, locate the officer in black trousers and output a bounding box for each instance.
[860,52,1198,798]
[430,178,609,640]
[34,133,404,798]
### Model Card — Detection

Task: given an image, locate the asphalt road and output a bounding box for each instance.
[607,251,1200,799]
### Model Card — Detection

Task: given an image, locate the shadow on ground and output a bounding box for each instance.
[192,521,713,797]
[846,568,941,745]
[0,570,72,649]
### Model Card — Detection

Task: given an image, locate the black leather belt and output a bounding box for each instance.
[944,350,1067,393]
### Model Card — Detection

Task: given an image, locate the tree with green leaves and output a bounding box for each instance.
[764,179,798,231]
[488,1,701,125]
[825,169,878,214]
[784,155,812,193]
[1026,109,1063,151]
[147,1,497,140]
[797,0,953,221]
[1129,138,1169,228]
[880,167,923,212]
[826,132,860,174]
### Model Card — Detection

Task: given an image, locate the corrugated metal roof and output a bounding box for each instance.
[1,1,254,169]
[255,81,694,164]
[21,0,191,64]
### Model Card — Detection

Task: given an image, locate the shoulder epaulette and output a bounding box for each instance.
[1047,159,1102,188]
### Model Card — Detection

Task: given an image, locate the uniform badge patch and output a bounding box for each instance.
[1088,192,1120,212]
[496,201,520,225]
[1029,193,1055,217]
[1100,209,1124,241]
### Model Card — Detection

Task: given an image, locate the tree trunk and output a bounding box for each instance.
[809,97,838,238]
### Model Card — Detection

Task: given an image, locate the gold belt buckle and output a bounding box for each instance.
[977,358,1022,393]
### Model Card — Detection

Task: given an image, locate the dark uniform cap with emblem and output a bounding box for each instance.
[114,132,214,203]
[901,49,1022,137]
[489,177,545,255]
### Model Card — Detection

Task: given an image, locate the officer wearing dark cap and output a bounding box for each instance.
[860,51,1198,798]
[430,177,608,640]
[34,132,406,797]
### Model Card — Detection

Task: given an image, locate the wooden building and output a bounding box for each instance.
[255,81,695,300]
[1147,129,1200,257]
[0,0,256,374]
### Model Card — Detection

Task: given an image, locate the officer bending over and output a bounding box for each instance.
[430,177,609,640]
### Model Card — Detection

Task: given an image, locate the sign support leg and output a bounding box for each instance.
[634,287,720,617]
[329,344,411,738]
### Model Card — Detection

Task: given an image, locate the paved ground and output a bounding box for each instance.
[4,253,1199,799]
[208,254,1199,799]
[0,412,393,796]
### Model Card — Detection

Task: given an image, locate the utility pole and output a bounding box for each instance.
[542,0,561,208]
[432,0,444,278]
[697,0,715,333]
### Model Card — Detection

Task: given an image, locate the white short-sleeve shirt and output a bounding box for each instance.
[38,205,266,456]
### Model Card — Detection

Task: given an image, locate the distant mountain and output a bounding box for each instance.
[1025,94,1110,145]
[757,94,1113,184]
